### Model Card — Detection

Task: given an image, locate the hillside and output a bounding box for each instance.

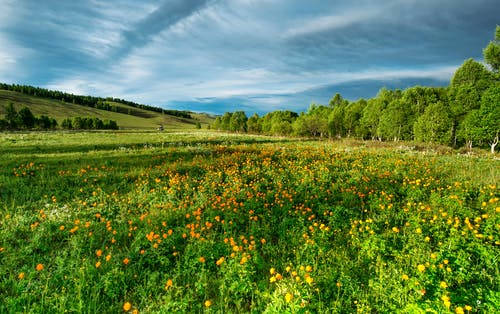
[0,89,215,130]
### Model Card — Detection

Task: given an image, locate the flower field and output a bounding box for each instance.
[0,131,498,313]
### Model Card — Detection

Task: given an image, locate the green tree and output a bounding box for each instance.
[483,26,500,73]
[247,113,262,133]
[378,99,413,141]
[18,107,35,129]
[478,84,500,153]
[414,102,453,145]
[343,99,366,138]
[229,111,248,132]
[5,102,18,128]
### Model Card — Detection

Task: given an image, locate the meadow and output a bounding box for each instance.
[0,131,498,313]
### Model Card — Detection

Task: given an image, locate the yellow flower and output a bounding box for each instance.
[165,279,173,290]
[216,256,225,266]
[440,281,448,289]
[204,300,212,307]
[36,263,44,271]
[402,274,409,281]
[18,272,25,280]
[455,307,464,314]
[269,267,276,275]
[199,256,206,263]
[123,257,130,265]
[392,227,400,233]
[417,264,426,272]
[123,302,132,311]
[105,254,111,261]
[464,305,472,311]
[95,261,101,268]
[285,292,293,303]
[269,276,276,283]
[305,265,312,272]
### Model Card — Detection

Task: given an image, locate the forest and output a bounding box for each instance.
[213,27,500,153]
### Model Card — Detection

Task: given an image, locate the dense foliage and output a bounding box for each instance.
[0,132,498,313]
[213,28,500,153]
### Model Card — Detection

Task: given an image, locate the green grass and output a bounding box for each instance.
[0,90,214,129]
[0,131,498,313]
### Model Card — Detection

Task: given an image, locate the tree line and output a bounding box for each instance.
[0,103,118,131]
[213,26,500,153]
[0,83,192,119]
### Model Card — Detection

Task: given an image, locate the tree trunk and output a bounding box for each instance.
[490,134,499,154]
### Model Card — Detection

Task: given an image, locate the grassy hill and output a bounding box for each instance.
[0,89,215,130]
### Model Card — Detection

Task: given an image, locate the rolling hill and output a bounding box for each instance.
[0,88,215,130]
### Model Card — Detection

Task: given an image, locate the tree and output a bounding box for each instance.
[229,111,248,132]
[414,102,453,145]
[378,99,413,141]
[343,99,366,138]
[5,102,18,128]
[17,107,35,129]
[478,84,500,153]
[483,26,500,73]
[247,113,262,133]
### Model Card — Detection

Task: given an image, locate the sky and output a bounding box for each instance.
[0,0,498,115]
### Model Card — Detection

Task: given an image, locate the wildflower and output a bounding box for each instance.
[106,254,111,261]
[417,264,426,272]
[123,302,132,311]
[269,276,276,283]
[305,265,312,272]
[199,256,206,263]
[464,305,472,311]
[96,249,102,257]
[18,272,25,280]
[440,281,448,289]
[95,261,101,268]
[204,300,212,307]
[165,279,173,290]
[216,256,225,266]
[269,267,276,275]
[36,263,44,271]
[455,307,464,314]
[59,225,65,231]
[123,257,130,265]
[402,274,409,281]
[441,295,451,308]
[275,273,282,280]
[392,227,400,233]
[239,256,247,265]
[285,292,293,303]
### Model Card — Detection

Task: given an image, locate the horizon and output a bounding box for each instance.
[0,0,498,115]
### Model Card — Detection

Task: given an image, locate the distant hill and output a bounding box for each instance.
[0,84,214,130]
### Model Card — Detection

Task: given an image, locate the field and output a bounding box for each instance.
[0,131,498,313]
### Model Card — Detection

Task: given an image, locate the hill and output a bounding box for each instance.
[0,88,214,130]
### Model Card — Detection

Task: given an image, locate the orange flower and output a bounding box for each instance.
[96,249,103,257]
[95,261,101,268]
[199,256,206,263]
[165,279,173,290]
[18,272,25,279]
[36,263,44,271]
[123,257,130,265]
[123,302,132,311]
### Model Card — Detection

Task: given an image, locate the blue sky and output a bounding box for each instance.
[0,0,498,115]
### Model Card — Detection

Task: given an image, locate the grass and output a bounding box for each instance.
[0,131,498,313]
[0,90,214,129]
